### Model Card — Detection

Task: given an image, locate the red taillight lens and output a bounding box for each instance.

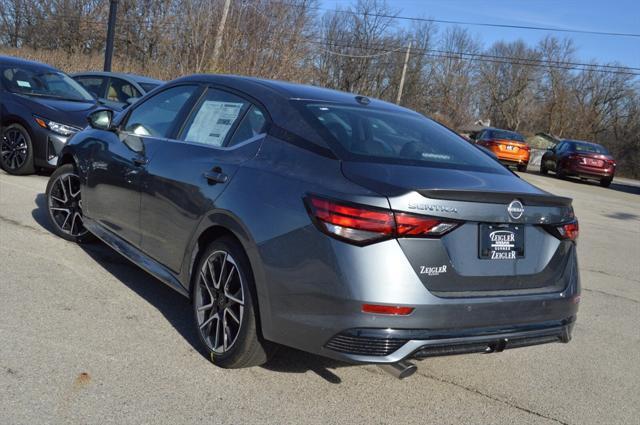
[559,221,579,241]
[362,304,414,315]
[306,195,459,245]
[395,213,458,237]
[307,197,394,244]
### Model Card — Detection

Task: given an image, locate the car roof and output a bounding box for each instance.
[171,74,419,115]
[0,55,58,71]
[482,127,524,135]
[71,71,163,85]
[562,139,603,147]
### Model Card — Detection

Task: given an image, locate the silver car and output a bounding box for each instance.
[45,75,580,377]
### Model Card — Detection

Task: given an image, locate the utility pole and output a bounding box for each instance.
[212,0,232,71]
[104,0,118,72]
[396,42,412,105]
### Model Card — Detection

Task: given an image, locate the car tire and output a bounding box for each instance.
[192,236,275,368]
[540,163,548,175]
[45,164,95,243]
[599,177,613,188]
[517,163,527,172]
[556,168,567,179]
[1,123,35,175]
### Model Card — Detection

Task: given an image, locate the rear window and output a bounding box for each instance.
[300,102,508,173]
[570,141,609,155]
[140,82,160,93]
[488,129,525,142]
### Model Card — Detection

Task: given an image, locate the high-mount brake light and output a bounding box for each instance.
[306,195,460,245]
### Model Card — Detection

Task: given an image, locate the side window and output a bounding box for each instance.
[74,76,104,98]
[181,88,250,147]
[124,85,198,138]
[227,106,267,147]
[107,78,141,103]
[557,142,567,153]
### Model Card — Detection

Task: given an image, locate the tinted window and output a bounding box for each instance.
[301,103,507,172]
[570,141,609,155]
[227,106,267,147]
[106,78,141,103]
[124,85,197,138]
[487,129,525,142]
[181,89,251,147]
[1,66,94,101]
[139,82,160,93]
[74,76,104,98]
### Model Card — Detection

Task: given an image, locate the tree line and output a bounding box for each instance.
[1,0,638,177]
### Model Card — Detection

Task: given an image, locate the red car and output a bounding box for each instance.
[540,139,616,187]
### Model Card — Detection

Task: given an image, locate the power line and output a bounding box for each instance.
[310,40,640,76]
[296,3,640,39]
[9,16,640,76]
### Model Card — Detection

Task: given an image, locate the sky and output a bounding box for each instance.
[320,0,640,68]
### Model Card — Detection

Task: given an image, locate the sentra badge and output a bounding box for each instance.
[408,202,458,214]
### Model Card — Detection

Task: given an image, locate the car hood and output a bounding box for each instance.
[15,94,99,128]
[341,161,546,197]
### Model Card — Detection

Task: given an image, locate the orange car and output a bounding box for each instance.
[474,128,530,171]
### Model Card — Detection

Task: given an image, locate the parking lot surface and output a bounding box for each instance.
[1,170,639,425]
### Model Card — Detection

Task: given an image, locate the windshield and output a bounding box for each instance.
[300,102,509,173]
[488,129,525,142]
[570,141,610,155]
[1,66,94,102]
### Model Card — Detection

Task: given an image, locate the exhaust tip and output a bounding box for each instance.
[378,360,417,379]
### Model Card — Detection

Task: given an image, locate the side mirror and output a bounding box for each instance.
[87,109,114,131]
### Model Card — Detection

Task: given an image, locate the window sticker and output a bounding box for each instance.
[17,80,31,88]
[185,101,244,146]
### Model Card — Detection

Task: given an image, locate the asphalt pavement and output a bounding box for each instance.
[1,169,639,425]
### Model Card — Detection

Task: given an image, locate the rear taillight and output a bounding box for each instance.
[545,220,579,242]
[306,195,460,245]
[558,221,579,241]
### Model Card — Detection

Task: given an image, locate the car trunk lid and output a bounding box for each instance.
[341,161,576,296]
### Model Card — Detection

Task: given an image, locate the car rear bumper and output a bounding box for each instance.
[322,317,575,363]
[260,236,580,364]
[490,149,530,164]
[564,163,614,179]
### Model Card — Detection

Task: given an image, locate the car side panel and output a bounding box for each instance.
[205,136,387,342]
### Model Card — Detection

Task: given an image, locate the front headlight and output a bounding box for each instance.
[33,115,81,137]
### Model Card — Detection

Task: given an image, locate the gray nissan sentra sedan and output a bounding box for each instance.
[45,75,580,377]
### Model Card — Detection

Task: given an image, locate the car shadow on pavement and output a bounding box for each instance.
[32,193,353,384]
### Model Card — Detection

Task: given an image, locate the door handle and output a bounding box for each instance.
[132,157,149,167]
[204,168,228,185]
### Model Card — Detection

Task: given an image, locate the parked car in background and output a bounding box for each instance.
[45,75,580,375]
[72,71,163,111]
[0,55,100,175]
[540,139,616,187]
[473,128,531,171]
